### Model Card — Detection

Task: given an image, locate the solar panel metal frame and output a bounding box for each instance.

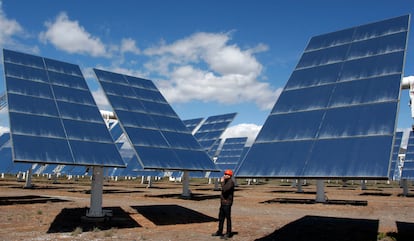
[236,15,410,179]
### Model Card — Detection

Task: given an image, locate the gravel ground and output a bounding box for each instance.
[0,177,413,241]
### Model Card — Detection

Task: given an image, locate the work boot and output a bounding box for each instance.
[221,233,232,239]
[211,231,222,237]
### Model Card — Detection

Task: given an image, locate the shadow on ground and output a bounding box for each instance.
[144,193,220,201]
[255,215,378,241]
[0,195,70,205]
[395,221,414,241]
[261,198,367,206]
[132,204,217,225]
[47,206,140,233]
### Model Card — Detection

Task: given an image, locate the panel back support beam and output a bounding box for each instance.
[86,166,110,218]
[401,77,414,125]
[315,180,326,203]
[181,171,191,198]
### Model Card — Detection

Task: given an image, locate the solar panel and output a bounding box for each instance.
[94,68,218,171]
[194,113,237,151]
[109,121,124,142]
[3,49,125,167]
[236,15,410,179]
[209,137,247,178]
[389,131,403,180]
[183,118,204,133]
[401,131,414,179]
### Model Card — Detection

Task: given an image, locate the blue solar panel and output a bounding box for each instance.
[183,118,204,133]
[236,15,410,179]
[3,49,125,167]
[194,113,237,151]
[389,131,403,180]
[208,138,221,157]
[402,131,414,179]
[109,121,124,142]
[209,137,247,178]
[94,68,218,171]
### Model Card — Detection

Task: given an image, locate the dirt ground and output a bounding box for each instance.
[0,176,414,241]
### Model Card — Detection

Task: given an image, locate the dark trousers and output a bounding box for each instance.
[218,204,232,234]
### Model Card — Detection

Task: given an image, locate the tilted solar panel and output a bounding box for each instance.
[94,68,218,171]
[209,137,247,178]
[236,15,410,179]
[3,49,125,167]
[194,113,237,151]
[183,118,204,133]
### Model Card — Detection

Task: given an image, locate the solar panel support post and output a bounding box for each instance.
[296,179,304,193]
[401,77,414,128]
[360,180,367,190]
[315,180,326,203]
[23,167,33,189]
[86,166,106,218]
[181,171,191,198]
[402,179,409,196]
[146,176,153,188]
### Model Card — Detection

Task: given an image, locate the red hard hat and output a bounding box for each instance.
[224,169,233,176]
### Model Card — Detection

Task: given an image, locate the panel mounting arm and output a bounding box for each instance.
[401,77,414,129]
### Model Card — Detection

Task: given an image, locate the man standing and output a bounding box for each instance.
[212,169,235,239]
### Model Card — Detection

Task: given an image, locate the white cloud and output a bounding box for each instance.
[221,123,262,146]
[0,1,23,46]
[144,32,279,110]
[120,38,140,54]
[39,12,107,57]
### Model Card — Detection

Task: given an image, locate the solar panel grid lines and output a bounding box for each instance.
[389,131,403,180]
[236,14,410,179]
[401,131,414,180]
[93,68,218,171]
[3,49,125,167]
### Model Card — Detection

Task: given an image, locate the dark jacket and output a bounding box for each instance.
[220,178,235,205]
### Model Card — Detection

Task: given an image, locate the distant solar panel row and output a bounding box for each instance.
[236,15,410,178]
[401,131,414,179]
[4,49,125,167]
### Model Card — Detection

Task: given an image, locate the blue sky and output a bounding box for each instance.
[0,0,413,145]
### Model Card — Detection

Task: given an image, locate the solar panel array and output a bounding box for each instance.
[389,131,403,180]
[401,131,414,179]
[194,113,237,151]
[209,137,247,178]
[236,15,410,179]
[94,68,218,171]
[4,49,125,167]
